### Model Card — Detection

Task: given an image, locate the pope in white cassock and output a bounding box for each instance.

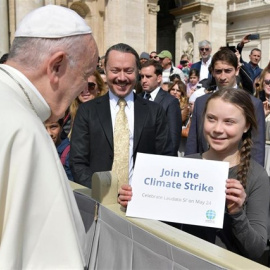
[0,5,98,269]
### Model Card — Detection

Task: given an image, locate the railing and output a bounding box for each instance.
[228,0,270,11]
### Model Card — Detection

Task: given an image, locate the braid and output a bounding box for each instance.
[237,133,252,189]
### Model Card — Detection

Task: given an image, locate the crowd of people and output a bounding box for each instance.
[0,4,270,268]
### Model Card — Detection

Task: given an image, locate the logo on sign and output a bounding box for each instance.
[206,210,216,220]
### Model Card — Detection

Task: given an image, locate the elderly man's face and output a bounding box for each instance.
[199,45,212,61]
[48,35,98,122]
[105,50,138,98]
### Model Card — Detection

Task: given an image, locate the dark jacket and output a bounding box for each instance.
[70,92,174,188]
[139,88,182,156]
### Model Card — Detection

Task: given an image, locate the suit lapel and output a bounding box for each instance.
[133,94,148,152]
[95,93,113,149]
[153,88,164,104]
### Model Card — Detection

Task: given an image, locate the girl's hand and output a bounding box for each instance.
[226,179,246,215]
[117,184,133,208]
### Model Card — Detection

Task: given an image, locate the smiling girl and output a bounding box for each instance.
[183,87,269,260]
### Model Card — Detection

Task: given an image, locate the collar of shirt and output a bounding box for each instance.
[248,62,259,70]
[0,64,50,121]
[144,86,160,101]
[215,84,238,92]
[201,56,212,66]
[109,89,134,110]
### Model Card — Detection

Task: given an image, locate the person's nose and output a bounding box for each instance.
[213,121,224,133]
[118,71,126,81]
[141,76,146,83]
[81,84,89,94]
[47,128,53,137]
[219,71,226,80]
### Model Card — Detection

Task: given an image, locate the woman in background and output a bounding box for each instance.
[68,70,107,136]
[168,81,189,123]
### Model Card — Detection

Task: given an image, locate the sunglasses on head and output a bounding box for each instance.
[264,80,270,85]
[200,47,210,52]
[88,82,96,90]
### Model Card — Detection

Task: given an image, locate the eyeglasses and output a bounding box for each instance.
[264,80,270,85]
[150,55,158,59]
[200,48,210,52]
[171,88,181,92]
[88,82,96,90]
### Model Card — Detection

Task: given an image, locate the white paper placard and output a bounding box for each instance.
[126,153,229,228]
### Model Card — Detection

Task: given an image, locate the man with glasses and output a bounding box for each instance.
[150,51,159,61]
[191,40,212,83]
[157,50,185,83]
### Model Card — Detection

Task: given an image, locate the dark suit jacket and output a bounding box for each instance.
[70,92,174,188]
[191,61,202,73]
[139,88,182,156]
[185,92,265,166]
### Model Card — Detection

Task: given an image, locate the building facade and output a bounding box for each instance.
[0,0,268,68]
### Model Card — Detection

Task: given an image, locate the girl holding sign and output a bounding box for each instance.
[183,87,269,260]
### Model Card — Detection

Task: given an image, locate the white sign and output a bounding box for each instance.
[126,153,229,228]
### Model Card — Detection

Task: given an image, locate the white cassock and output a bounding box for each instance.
[0,64,87,269]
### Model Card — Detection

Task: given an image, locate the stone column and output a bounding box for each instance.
[0,0,9,55]
[174,18,182,65]
[192,13,210,62]
[146,1,160,52]
[261,36,270,69]
[15,0,43,27]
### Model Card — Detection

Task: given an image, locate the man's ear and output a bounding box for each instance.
[47,51,66,84]
[235,65,240,77]
[157,74,162,84]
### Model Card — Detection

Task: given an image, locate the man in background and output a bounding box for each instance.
[157,50,185,83]
[139,60,182,156]
[139,52,150,65]
[191,40,212,87]
[237,34,262,81]
[0,5,98,268]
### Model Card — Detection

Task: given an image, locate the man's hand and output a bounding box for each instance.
[239,34,251,47]
[117,184,133,208]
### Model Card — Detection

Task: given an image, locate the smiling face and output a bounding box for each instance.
[105,50,137,98]
[212,61,239,90]
[204,98,249,157]
[78,75,98,103]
